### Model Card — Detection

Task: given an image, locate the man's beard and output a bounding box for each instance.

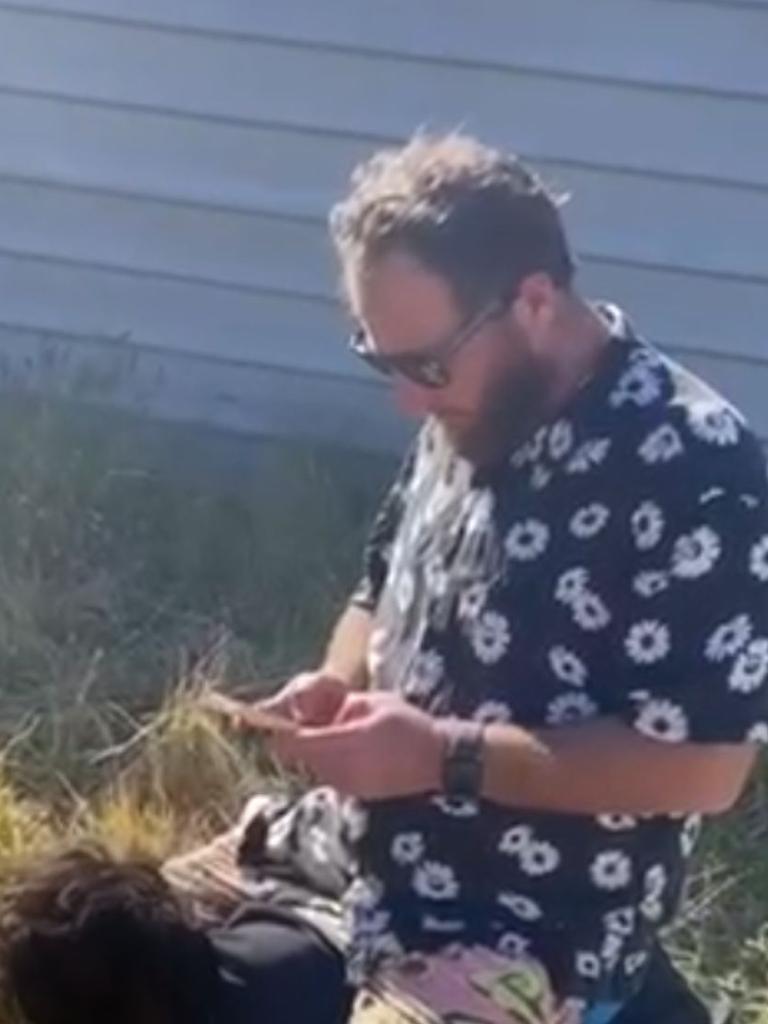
[440,354,553,465]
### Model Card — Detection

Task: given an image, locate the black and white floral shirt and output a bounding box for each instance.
[342,307,768,1008]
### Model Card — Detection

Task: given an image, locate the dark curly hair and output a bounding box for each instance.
[0,846,218,1024]
[330,132,574,314]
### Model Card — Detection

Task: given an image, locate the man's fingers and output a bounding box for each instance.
[277,718,368,767]
[334,693,374,725]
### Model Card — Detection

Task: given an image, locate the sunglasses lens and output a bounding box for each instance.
[412,361,448,388]
[349,332,391,377]
[348,332,449,387]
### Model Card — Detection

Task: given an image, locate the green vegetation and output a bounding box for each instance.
[0,396,763,1021]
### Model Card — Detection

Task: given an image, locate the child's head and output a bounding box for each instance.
[0,846,218,1024]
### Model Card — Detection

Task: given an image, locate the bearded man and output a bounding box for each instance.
[260,133,768,1024]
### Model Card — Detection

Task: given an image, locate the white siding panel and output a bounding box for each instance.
[0,92,345,218]
[0,252,354,375]
[0,323,407,451]
[0,179,334,298]
[2,239,766,383]
[577,260,768,366]
[1,178,767,368]
[2,116,768,282]
[1,9,767,187]
[0,2,765,450]
[7,0,768,97]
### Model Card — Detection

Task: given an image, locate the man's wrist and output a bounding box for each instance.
[436,718,486,798]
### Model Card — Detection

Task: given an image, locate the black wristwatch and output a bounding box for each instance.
[441,722,486,799]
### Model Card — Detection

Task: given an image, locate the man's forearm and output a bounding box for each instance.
[475,717,755,816]
[322,604,373,689]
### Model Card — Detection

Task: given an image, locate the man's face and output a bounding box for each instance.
[349,251,553,463]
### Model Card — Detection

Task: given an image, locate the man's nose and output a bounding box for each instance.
[393,376,435,418]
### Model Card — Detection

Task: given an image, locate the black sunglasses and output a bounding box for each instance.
[348,298,508,389]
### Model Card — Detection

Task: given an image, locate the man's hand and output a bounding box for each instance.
[271,692,445,800]
[255,671,349,727]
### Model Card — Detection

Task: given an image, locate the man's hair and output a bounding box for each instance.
[330,132,575,314]
[0,846,218,1024]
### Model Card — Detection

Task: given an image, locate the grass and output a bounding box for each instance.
[0,395,765,1021]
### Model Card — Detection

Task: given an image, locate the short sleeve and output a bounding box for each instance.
[349,449,415,613]
[603,443,768,745]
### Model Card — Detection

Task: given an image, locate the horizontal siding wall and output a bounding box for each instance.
[0,0,766,448]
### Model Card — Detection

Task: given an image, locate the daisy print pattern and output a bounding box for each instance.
[349,326,768,1008]
[601,933,625,969]
[633,571,669,599]
[473,700,513,725]
[422,915,465,935]
[747,722,768,744]
[640,895,664,922]
[520,840,561,877]
[629,341,663,369]
[750,536,768,583]
[470,610,511,664]
[575,952,602,980]
[681,815,702,858]
[549,645,588,686]
[570,503,610,539]
[527,426,548,463]
[497,932,530,958]
[510,427,547,469]
[566,437,611,474]
[412,862,460,901]
[705,614,753,663]
[609,363,662,409]
[407,650,444,698]
[604,907,636,936]
[546,691,598,725]
[625,952,649,977]
[505,519,550,562]
[590,851,632,891]
[597,814,637,832]
[497,892,542,921]
[531,464,552,492]
[548,419,574,460]
[498,826,532,857]
[391,832,426,866]
[555,567,590,605]
[571,592,611,632]
[631,501,665,551]
[688,405,740,447]
[431,796,479,818]
[671,526,721,579]
[638,424,684,465]
[635,699,689,742]
[700,487,726,505]
[729,638,768,693]
[645,864,667,898]
[625,620,671,665]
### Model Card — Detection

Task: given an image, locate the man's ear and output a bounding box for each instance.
[511,273,558,341]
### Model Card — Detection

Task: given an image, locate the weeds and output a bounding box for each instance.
[0,395,764,1021]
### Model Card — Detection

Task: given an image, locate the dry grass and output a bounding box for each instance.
[0,395,764,1022]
